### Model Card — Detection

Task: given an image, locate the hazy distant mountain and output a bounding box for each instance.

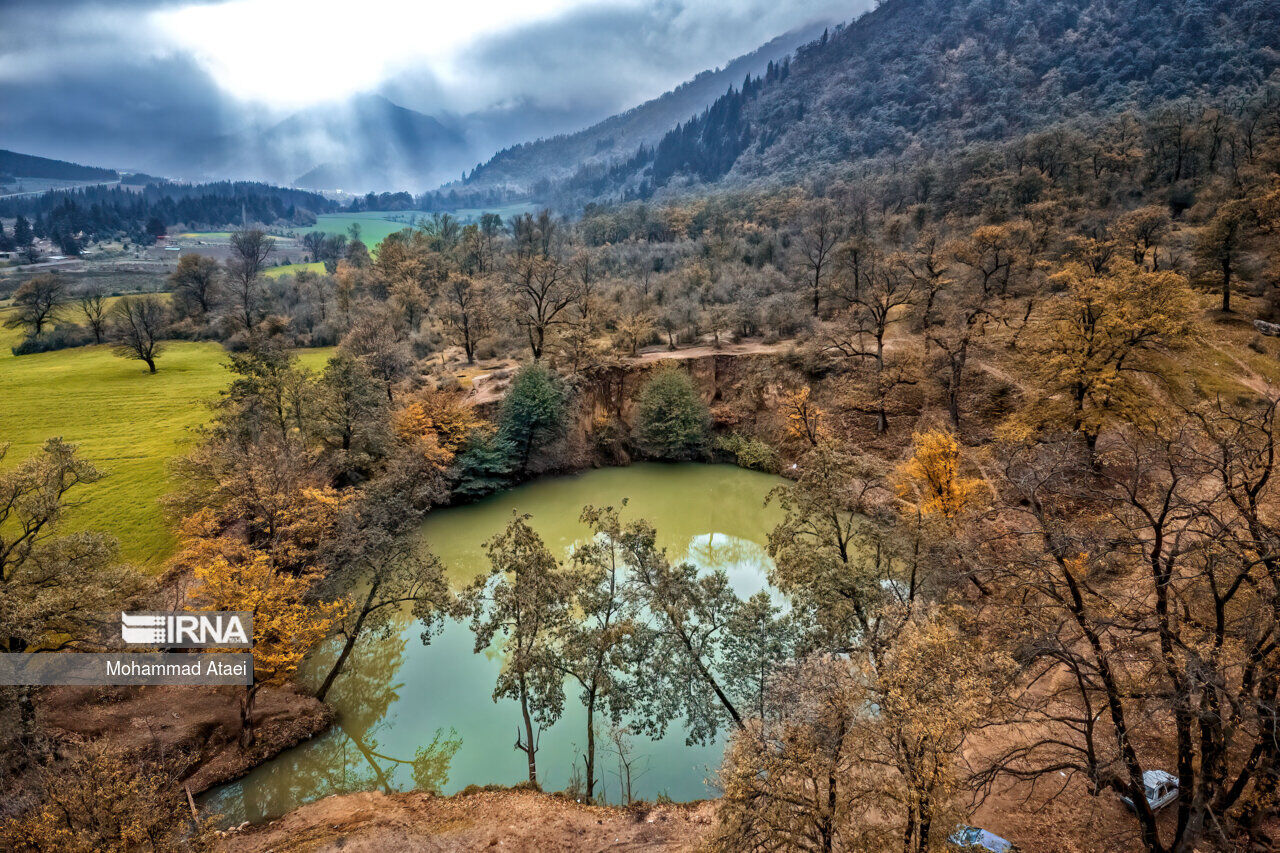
[196,94,468,193]
[440,22,832,197]
[236,25,827,195]
[441,0,1280,208]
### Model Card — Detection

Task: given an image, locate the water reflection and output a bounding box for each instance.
[204,463,785,824]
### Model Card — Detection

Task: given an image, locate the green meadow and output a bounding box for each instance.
[264,261,325,278]
[312,214,415,249]
[0,317,332,570]
[312,204,538,253]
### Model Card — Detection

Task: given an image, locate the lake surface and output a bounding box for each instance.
[205,463,786,824]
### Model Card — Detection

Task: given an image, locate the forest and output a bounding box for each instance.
[2,72,1280,851]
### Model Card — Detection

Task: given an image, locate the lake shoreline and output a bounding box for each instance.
[203,460,787,826]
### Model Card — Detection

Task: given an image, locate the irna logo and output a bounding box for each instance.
[120,612,253,648]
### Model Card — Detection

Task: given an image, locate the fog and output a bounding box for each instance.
[0,0,862,192]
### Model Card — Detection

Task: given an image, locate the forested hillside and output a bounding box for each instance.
[0,150,118,183]
[420,22,829,207]
[0,181,338,250]
[444,0,1280,209]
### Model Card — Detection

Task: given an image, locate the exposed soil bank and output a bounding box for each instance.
[218,788,716,852]
[39,683,332,794]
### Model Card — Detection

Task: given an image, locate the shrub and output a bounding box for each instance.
[715,433,779,473]
[11,324,94,355]
[632,365,709,460]
[451,429,515,501]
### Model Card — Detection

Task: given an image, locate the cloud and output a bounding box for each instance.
[0,0,862,182]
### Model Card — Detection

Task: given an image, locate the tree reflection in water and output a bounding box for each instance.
[209,628,461,824]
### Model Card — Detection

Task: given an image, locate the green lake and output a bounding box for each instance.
[205,463,786,824]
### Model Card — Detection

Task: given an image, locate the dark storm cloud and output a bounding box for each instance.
[0,0,244,173]
[0,0,862,183]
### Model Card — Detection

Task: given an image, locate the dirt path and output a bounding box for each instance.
[462,339,791,406]
[219,789,717,853]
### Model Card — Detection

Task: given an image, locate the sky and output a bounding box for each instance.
[0,0,861,186]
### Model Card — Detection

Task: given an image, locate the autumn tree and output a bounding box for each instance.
[782,387,827,448]
[895,430,981,521]
[461,514,572,786]
[187,544,343,747]
[392,388,485,462]
[1117,205,1172,270]
[1017,260,1199,451]
[0,747,215,852]
[716,610,1008,853]
[169,253,221,320]
[340,310,414,402]
[0,439,139,746]
[110,294,167,373]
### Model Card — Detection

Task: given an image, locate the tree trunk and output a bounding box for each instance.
[584,700,596,801]
[317,581,380,702]
[518,673,538,785]
[145,356,156,373]
[239,684,259,749]
[916,796,931,853]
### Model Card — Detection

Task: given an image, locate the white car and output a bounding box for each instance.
[1120,770,1179,812]
[950,824,1016,852]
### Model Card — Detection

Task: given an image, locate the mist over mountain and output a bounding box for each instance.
[0,0,848,195]
[443,0,1280,209]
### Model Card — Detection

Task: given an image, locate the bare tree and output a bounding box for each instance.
[111,295,167,373]
[77,285,108,344]
[508,254,576,360]
[797,200,843,317]
[4,274,66,336]
[169,253,221,320]
[225,229,274,330]
[443,272,487,364]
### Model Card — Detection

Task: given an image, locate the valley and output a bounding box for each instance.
[3,1,1280,851]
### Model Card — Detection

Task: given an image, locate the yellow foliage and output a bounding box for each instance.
[895,430,982,519]
[1016,259,1200,441]
[393,389,488,463]
[188,552,344,689]
[782,386,827,447]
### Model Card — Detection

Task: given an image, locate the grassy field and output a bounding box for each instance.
[312,204,539,253]
[312,214,414,250]
[0,318,332,570]
[264,261,325,279]
[177,231,234,239]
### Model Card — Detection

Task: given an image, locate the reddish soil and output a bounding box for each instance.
[219,789,717,853]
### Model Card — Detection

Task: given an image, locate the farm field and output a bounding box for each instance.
[0,317,332,569]
[311,213,415,249]
[263,261,325,278]
[312,204,538,252]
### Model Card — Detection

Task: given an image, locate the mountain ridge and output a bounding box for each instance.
[438,0,1280,209]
